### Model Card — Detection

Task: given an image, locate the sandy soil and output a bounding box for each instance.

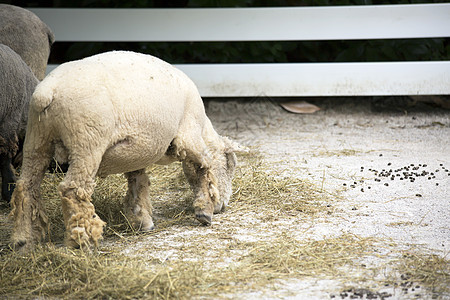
[204,97,449,299]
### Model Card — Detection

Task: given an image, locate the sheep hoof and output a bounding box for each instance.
[195,213,212,226]
[140,223,155,232]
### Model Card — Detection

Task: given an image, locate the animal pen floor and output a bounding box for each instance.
[0,97,449,299]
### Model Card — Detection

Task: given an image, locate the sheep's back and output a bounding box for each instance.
[31,51,207,176]
[0,4,54,81]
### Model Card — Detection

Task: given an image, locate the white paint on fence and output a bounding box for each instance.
[30,4,450,42]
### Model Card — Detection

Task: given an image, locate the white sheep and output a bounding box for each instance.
[10,51,240,249]
[0,4,55,81]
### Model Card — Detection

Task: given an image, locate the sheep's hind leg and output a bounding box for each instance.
[123,169,154,231]
[59,151,106,249]
[10,139,52,250]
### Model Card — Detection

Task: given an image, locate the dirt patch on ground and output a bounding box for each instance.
[0,97,449,299]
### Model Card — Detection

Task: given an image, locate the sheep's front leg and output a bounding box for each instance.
[182,161,220,225]
[59,152,106,249]
[123,169,154,231]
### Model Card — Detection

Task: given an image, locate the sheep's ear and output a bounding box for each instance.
[222,137,248,154]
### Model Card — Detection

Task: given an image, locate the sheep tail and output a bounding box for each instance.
[31,82,55,114]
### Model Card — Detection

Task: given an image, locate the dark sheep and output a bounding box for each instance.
[0,4,55,81]
[0,44,39,202]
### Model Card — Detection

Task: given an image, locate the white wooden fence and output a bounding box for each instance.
[30,4,450,97]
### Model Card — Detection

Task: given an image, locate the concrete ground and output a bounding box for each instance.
[205,96,449,299]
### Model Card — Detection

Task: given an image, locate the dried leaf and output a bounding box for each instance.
[280,101,320,114]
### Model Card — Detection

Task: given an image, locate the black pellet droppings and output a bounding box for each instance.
[436,183,439,186]
[384,183,389,186]
[440,163,443,166]
[416,194,422,197]
[388,162,392,166]
[423,164,427,167]
[367,186,371,189]
[379,154,383,156]
[343,183,347,186]
[361,188,364,192]
[380,292,392,298]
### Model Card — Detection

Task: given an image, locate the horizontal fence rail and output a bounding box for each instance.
[176,62,450,97]
[43,61,450,97]
[30,4,450,96]
[29,5,450,41]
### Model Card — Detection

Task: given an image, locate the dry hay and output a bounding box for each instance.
[0,150,449,299]
[391,250,450,295]
[311,148,368,157]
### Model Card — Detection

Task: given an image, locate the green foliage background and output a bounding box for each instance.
[4,0,449,64]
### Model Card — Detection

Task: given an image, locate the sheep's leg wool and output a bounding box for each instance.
[9,117,52,249]
[59,181,105,249]
[123,169,154,231]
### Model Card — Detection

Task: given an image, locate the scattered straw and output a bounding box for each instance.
[231,151,333,220]
[392,251,450,294]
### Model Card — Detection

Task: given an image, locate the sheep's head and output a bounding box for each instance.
[182,136,244,223]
